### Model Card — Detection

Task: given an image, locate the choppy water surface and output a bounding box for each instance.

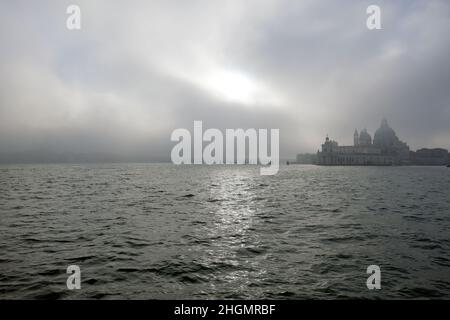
[0,164,449,299]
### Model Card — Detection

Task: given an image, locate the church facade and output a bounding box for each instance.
[316,119,447,166]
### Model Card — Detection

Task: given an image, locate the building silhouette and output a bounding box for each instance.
[315,118,448,166]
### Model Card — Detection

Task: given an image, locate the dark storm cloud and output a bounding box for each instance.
[0,0,449,162]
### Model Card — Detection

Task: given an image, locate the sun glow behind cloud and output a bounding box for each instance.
[196,68,284,107]
[163,53,284,108]
[202,70,264,104]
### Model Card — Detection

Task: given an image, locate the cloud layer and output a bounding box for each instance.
[1,0,449,161]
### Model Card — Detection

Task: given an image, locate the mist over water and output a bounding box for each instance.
[0,164,449,299]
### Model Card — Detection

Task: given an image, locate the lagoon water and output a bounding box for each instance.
[0,164,449,299]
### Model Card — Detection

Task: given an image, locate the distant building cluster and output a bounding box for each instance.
[296,119,449,166]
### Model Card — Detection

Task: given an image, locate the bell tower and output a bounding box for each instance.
[354,129,359,146]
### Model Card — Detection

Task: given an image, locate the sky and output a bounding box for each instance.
[1,0,449,162]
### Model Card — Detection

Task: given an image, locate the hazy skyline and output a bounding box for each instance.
[1,0,450,162]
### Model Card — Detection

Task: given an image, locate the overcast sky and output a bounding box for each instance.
[1,0,449,162]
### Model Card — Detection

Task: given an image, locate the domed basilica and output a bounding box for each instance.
[317,118,448,165]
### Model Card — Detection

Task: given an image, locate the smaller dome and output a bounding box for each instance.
[359,128,372,146]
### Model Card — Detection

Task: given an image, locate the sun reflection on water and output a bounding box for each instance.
[195,167,269,296]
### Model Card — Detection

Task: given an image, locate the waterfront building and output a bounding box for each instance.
[316,119,448,166]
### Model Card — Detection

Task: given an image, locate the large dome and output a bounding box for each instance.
[373,118,399,148]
